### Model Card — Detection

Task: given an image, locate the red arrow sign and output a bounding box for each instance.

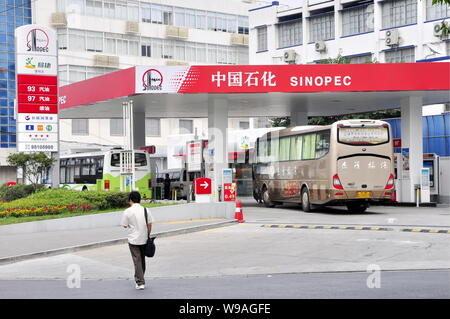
[194,177,211,195]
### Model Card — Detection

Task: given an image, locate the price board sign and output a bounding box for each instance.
[15,25,58,152]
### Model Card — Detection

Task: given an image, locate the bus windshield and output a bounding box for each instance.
[338,126,389,145]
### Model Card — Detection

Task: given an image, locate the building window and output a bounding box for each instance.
[278,19,302,48]
[238,16,249,34]
[72,119,89,135]
[382,0,417,29]
[348,53,373,64]
[86,31,103,52]
[146,118,161,137]
[309,13,335,42]
[257,26,268,51]
[110,118,123,136]
[384,47,415,63]
[426,0,450,20]
[86,0,103,17]
[239,121,250,130]
[341,4,374,37]
[179,119,193,134]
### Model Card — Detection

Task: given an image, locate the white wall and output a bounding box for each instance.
[250,0,450,65]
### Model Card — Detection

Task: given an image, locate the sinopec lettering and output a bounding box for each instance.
[290,75,352,87]
[28,46,49,53]
[143,85,162,91]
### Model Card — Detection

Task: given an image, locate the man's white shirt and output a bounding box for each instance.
[121,203,154,245]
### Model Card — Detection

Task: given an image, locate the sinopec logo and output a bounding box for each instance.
[26,28,49,53]
[142,69,163,91]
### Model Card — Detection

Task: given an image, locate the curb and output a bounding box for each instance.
[0,220,238,266]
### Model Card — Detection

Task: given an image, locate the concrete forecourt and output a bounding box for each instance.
[0,200,448,299]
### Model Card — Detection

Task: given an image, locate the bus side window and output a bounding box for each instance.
[316,131,330,158]
[290,135,303,160]
[302,133,316,160]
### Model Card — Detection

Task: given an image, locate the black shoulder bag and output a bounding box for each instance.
[144,208,156,258]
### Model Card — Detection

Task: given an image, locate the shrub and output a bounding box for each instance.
[0,189,130,219]
[0,184,46,202]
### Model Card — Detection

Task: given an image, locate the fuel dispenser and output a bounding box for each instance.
[394,153,440,202]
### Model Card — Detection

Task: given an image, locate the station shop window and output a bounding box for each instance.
[381,0,417,29]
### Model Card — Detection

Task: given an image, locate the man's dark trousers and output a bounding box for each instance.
[129,244,146,285]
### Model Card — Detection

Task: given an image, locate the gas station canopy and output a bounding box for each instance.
[59,63,450,119]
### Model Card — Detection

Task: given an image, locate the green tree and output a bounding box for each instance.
[269,117,290,127]
[7,152,55,192]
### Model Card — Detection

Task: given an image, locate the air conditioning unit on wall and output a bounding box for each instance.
[283,49,297,64]
[385,29,399,46]
[94,55,119,68]
[50,12,67,27]
[315,41,326,52]
[434,21,449,38]
[126,21,139,34]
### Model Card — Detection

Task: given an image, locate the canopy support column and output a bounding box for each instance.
[399,96,423,203]
[207,96,229,202]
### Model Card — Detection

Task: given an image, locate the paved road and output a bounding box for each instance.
[0,270,448,299]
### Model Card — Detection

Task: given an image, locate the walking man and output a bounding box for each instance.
[121,191,153,290]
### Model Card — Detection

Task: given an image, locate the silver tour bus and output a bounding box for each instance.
[253,120,395,213]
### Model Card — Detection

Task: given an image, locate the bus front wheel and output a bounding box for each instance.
[301,187,313,213]
[262,187,275,208]
[346,202,368,214]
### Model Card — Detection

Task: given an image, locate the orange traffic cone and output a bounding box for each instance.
[234,200,245,223]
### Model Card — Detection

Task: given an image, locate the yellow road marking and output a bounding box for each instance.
[157,218,224,225]
[354,226,364,230]
[429,229,439,233]
[370,227,380,231]
[202,224,242,233]
[411,228,421,232]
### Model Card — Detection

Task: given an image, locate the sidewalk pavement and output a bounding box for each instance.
[0,217,235,264]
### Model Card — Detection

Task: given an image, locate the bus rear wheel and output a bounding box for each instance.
[346,202,368,213]
[262,187,275,208]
